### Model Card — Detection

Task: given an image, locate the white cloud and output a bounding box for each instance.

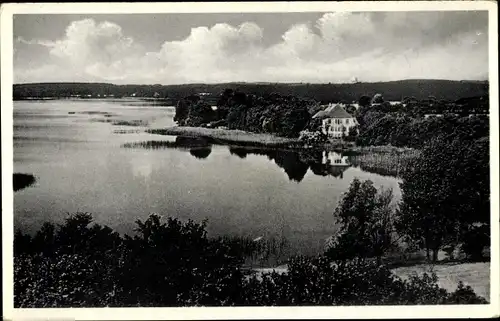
[14,12,488,84]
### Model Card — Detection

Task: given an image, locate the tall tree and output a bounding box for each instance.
[359,95,372,108]
[396,135,490,261]
[325,179,395,263]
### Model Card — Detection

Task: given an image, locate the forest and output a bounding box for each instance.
[13,79,488,103]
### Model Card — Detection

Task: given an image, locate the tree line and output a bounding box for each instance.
[13,79,488,103]
[175,89,317,138]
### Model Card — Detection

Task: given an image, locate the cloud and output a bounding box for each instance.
[16,36,55,47]
[14,12,488,84]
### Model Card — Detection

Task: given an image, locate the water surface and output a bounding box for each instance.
[14,99,401,257]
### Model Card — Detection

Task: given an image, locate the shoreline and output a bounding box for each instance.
[147,126,305,149]
[146,126,418,154]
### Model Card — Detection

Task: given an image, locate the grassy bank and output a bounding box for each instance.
[392,262,490,300]
[147,126,303,148]
[146,127,419,177]
[147,127,414,153]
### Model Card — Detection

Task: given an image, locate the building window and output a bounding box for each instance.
[345,119,349,125]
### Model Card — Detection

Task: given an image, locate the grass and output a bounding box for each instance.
[112,119,149,127]
[392,262,490,300]
[251,260,490,301]
[77,111,115,116]
[349,149,420,177]
[122,136,211,150]
[147,126,302,148]
[113,129,142,134]
[121,141,179,149]
[89,118,114,124]
[216,234,291,270]
[89,117,148,127]
[350,145,417,154]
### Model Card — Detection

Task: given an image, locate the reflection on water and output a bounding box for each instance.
[227,147,351,182]
[190,148,212,159]
[124,140,354,182]
[13,100,401,258]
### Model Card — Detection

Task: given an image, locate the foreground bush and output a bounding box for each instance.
[242,257,487,306]
[14,213,488,307]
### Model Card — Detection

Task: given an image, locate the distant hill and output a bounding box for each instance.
[13,79,489,103]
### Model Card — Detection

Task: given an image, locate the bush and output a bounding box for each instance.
[460,224,490,262]
[14,214,488,307]
[447,281,488,304]
[15,213,246,307]
[298,130,327,146]
[117,214,245,306]
[241,256,487,305]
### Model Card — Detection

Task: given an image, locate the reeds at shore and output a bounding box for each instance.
[147,127,300,148]
[349,149,420,177]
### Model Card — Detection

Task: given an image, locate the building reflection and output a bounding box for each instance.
[311,151,350,179]
[229,147,351,182]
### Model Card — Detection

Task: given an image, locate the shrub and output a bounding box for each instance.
[460,224,490,262]
[14,214,488,307]
[298,130,327,146]
[241,256,487,305]
[446,281,488,304]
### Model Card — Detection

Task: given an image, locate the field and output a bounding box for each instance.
[254,262,490,301]
[392,262,490,300]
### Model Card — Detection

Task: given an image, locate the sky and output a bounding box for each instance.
[13,11,489,84]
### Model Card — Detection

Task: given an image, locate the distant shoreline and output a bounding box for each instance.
[13,79,489,103]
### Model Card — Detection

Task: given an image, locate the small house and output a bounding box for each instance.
[313,103,358,138]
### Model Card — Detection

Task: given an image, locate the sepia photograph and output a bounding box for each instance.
[1,1,498,319]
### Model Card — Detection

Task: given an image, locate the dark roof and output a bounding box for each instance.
[313,104,353,119]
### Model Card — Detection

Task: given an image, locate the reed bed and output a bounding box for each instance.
[121,140,179,149]
[349,149,420,177]
[121,136,210,150]
[112,119,149,127]
[113,129,142,134]
[215,235,291,269]
[77,111,115,116]
[147,127,301,148]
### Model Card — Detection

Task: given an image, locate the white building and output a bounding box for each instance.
[313,103,358,138]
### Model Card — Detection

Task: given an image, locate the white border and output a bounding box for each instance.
[1,1,498,319]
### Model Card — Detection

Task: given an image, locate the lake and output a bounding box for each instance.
[13,99,401,259]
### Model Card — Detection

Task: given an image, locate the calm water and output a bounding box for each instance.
[13,99,401,257]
